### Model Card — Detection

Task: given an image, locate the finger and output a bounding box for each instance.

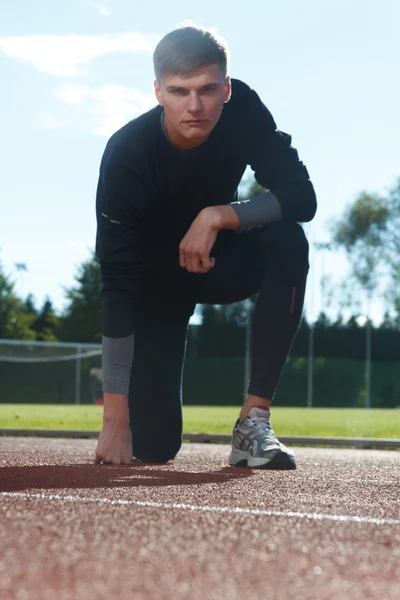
[191,255,207,273]
[199,253,212,270]
[200,254,216,270]
[94,454,102,464]
[194,264,211,274]
[190,255,200,273]
[184,254,194,272]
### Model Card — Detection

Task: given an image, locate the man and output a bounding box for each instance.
[94,24,316,469]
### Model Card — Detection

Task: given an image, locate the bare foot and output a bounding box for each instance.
[94,419,133,465]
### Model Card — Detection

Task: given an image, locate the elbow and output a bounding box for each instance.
[275,179,317,223]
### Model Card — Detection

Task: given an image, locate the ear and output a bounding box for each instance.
[224,76,232,103]
[154,80,163,106]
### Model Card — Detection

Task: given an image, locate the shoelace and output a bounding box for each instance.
[247,417,279,451]
[248,416,272,430]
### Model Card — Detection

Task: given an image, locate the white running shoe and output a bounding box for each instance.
[228,406,296,469]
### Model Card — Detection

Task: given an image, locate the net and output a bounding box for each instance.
[0,340,102,362]
[0,339,102,404]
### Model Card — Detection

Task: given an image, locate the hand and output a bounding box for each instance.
[179,207,220,273]
[94,419,133,465]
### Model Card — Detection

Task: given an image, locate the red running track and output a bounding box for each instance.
[0,437,399,600]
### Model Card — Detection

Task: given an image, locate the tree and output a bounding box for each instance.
[0,256,36,340]
[332,191,390,315]
[334,192,389,249]
[59,254,102,343]
[383,179,400,266]
[0,258,13,337]
[24,294,38,317]
[331,189,395,408]
[381,179,400,317]
[332,182,400,317]
[32,298,59,341]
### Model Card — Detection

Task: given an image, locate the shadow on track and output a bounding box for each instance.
[0,464,254,492]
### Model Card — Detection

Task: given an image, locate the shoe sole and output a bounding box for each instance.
[229,450,296,470]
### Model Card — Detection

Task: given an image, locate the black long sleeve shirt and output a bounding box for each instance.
[95,78,317,337]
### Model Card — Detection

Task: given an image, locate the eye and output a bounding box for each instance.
[201,86,218,94]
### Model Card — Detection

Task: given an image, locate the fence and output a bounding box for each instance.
[0,339,102,405]
[1,331,399,407]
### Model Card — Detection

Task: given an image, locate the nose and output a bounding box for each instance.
[187,92,202,113]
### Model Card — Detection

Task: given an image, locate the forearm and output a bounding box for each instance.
[103,392,129,423]
[202,204,240,231]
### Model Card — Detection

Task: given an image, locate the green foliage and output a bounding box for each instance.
[332,192,388,299]
[184,356,400,408]
[31,298,59,341]
[334,192,389,249]
[5,311,36,340]
[291,317,400,361]
[386,178,400,261]
[199,299,254,328]
[0,354,101,404]
[24,294,38,316]
[332,180,400,315]
[238,174,266,201]
[188,316,400,362]
[0,257,36,340]
[0,258,14,336]
[2,354,399,409]
[58,254,102,343]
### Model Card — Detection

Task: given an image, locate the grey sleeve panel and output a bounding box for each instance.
[230,190,283,229]
[102,334,135,394]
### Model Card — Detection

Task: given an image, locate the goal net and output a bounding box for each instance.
[0,339,103,405]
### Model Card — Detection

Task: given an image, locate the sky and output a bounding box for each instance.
[0,0,399,324]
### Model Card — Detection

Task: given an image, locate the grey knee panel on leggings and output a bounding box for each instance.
[102,334,135,394]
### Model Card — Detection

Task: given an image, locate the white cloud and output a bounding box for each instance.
[55,83,156,137]
[37,114,63,129]
[91,2,112,17]
[0,31,160,77]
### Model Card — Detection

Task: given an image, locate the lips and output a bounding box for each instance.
[185,120,207,125]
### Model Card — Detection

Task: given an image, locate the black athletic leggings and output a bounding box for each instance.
[129,220,309,462]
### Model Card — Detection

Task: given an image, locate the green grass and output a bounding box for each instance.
[0,405,400,438]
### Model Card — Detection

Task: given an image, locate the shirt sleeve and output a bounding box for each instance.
[229,190,283,229]
[95,165,148,338]
[245,88,317,223]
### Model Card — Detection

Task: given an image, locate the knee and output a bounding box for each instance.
[286,222,309,266]
[134,440,181,464]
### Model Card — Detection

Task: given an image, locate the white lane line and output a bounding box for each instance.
[1,491,400,526]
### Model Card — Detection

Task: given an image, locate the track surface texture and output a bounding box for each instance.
[0,437,399,600]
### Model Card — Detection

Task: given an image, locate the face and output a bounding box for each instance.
[154,63,231,150]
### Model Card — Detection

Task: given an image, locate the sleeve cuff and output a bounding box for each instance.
[230,190,283,229]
